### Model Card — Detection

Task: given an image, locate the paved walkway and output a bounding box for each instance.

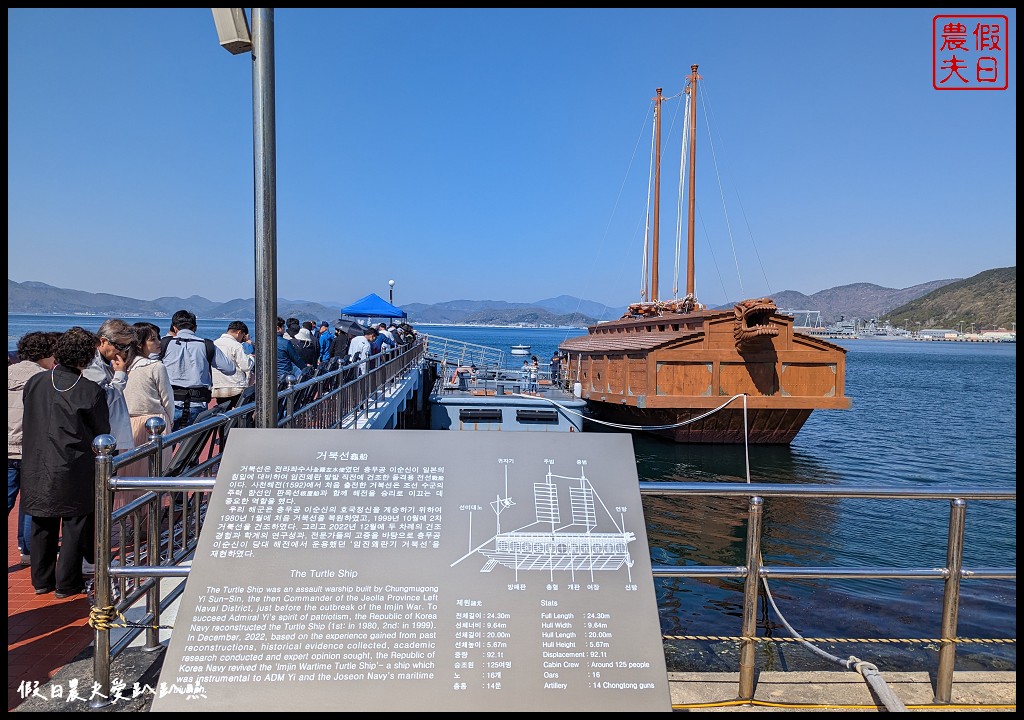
[668,670,1016,711]
[7,496,94,711]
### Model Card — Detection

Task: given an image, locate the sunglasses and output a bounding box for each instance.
[102,336,132,353]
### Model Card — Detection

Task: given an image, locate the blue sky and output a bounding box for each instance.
[8,8,1017,309]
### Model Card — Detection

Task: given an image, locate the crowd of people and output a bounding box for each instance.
[7,310,418,599]
[276,316,418,383]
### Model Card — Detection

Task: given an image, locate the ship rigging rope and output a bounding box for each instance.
[640,108,656,300]
[698,79,745,299]
[672,91,691,298]
[698,80,775,299]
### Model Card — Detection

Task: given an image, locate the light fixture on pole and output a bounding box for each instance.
[211,8,252,54]
[389,279,395,304]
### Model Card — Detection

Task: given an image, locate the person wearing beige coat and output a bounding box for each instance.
[118,324,174,493]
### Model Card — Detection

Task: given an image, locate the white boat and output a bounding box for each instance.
[510,344,531,356]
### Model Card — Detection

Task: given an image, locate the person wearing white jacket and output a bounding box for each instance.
[348,326,374,376]
[212,321,255,409]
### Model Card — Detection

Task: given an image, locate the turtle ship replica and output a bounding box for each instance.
[559,66,850,444]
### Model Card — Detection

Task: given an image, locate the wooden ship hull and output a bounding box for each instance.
[559,301,850,444]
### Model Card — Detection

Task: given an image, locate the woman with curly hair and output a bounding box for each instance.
[8,331,58,564]
[21,327,110,598]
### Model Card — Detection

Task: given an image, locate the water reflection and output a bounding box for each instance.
[630,433,1016,673]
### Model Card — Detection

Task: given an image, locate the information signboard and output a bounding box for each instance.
[151,429,670,711]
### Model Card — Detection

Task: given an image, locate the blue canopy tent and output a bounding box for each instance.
[340,293,407,320]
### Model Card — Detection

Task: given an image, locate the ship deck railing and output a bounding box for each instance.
[422,332,507,372]
[422,333,568,395]
[432,365,563,396]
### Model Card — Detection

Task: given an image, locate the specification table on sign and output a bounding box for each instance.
[153,429,670,712]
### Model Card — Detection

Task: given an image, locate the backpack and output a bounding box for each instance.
[160,335,218,403]
[160,335,216,365]
[330,333,351,361]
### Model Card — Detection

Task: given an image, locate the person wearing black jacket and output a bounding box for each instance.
[21,327,110,598]
[330,323,353,363]
[290,327,319,370]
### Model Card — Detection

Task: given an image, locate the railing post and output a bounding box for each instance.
[362,372,371,418]
[91,434,117,709]
[935,498,967,703]
[738,496,763,700]
[285,374,296,428]
[146,416,166,478]
[144,416,166,651]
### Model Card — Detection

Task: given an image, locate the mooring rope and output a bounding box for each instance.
[509,391,750,432]
[89,603,174,631]
[511,383,1003,711]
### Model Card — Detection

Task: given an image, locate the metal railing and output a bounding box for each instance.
[639,482,1016,703]
[87,339,427,707]
[85,345,1014,706]
[422,332,506,371]
[423,334,571,395]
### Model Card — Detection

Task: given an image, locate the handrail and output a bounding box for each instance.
[86,359,1015,707]
[638,482,1016,702]
[87,338,430,707]
[422,332,506,371]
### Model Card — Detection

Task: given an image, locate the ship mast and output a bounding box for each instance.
[650,87,664,303]
[685,64,700,299]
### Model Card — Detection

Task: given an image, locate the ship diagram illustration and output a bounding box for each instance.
[451,463,636,577]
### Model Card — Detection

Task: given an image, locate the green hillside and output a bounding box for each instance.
[882,267,1015,332]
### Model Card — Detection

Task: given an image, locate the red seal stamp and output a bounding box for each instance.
[933,15,1009,90]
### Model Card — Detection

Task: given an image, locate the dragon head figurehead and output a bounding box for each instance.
[733,298,780,345]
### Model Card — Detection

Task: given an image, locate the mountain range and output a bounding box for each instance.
[7,268,1015,329]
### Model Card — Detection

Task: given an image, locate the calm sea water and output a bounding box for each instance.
[8,315,1017,671]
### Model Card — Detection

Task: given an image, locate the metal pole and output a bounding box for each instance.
[252,8,278,429]
[738,496,763,700]
[685,64,699,298]
[650,88,663,302]
[144,417,166,651]
[90,435,117,709]
[935,498,966,703]
[285,374,296,429]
